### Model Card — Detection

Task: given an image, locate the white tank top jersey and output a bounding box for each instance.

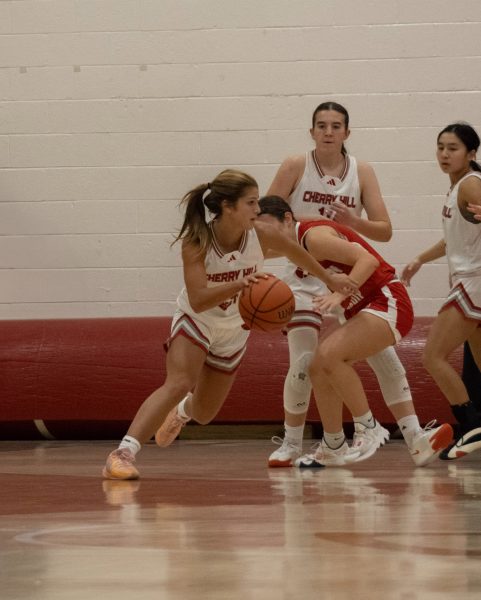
[288,151,363,219]
[284,152,363,301]
[442,172,481,277]
[176,223,264,329]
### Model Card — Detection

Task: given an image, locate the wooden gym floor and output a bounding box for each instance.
[1,439,480,600]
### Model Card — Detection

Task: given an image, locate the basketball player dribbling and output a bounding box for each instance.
[267,101,451,468]
[102,169,356,480]
[402,123,481,460]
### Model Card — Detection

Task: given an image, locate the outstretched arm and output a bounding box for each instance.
[305,227,379,287]
[304,226,380,314]
[400,238,446,286]
[255,221,358,294]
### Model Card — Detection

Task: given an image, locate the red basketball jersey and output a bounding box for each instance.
[297,220,397,314]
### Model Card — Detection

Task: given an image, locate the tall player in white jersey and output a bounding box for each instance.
[402,123,481,460]
[102,169,356,480]
[267,101,446,468]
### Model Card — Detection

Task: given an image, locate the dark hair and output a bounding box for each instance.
[311,102,350,155]
[174,169,258,251]
[437,122,481,172]
[258,195,295,222]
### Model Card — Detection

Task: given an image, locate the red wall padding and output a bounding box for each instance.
[0,317,459,432]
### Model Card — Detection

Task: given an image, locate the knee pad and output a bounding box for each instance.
[284,352,313,414]
[376,376,412,407]
[367,347,412,407]
[367,346,406,379]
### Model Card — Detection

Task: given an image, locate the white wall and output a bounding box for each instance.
[1,0,480,319]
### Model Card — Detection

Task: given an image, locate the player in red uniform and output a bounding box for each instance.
[258,195,453,467]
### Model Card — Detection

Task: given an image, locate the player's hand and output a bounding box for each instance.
[467,203,481,221]
[313,292,345,315]
[241,271,270,287]
[400,259,422,287]
[328,200,357,228]
[328,272,358,295]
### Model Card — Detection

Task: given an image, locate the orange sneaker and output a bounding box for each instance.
[155,405,190,447]
[102,448,139,480]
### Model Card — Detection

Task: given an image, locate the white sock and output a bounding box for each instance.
[354,411,375,429]
[119,435,141,456]
[284,423,304,445]
[177,394,192,421]
[397,415,422,446]
[323,430,345,450]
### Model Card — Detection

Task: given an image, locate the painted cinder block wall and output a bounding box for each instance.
[1,0,481,319]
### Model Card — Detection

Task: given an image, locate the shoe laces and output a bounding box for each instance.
[271,436,300,451]
[422,419,438,432]
[112,448,135,464]
[311,440,346,459]
[353,426,375,448]
[167,412,188,431]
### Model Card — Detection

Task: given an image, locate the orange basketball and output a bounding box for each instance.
[239,275,295,332]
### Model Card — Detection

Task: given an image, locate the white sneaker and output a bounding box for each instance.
[352,420,390,462]
[409,420,454,467]
[268,436,302,468]
[295,440,360,468]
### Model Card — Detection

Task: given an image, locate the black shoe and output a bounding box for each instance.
[439,426,481,460]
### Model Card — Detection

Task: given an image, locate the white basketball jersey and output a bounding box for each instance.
[289,151,362,219]
[442,171,481,277]
[284,152,363,305]
[176,224,264,328]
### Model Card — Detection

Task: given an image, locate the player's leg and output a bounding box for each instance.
[155,324,248,446]
[310,312,394,462]
[295,374,360,468]
[462,340,481,412]
[155,363,240,447]
[367,347,453,466]
[103,334,207,479]
[269,324,319,467]
[423,307,481,460]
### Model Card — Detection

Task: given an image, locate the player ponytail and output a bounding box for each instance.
[173,169,258,252]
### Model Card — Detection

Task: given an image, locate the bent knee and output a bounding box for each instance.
[422,348,444,375]
[309,348,338,377]
[163,378,194,402]
[190,404,218,425]
[192,414,210,425]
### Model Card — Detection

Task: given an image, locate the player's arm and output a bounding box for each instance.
[400,238,446,286]
[304,226,379,314]
[266,155,305,200]
[458,176,481,224]
[305,227,379,288]
[182,241,262,313]
[333,161,392,242]
[254,221,358,294]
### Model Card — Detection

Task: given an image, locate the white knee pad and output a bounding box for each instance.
[367,346,412,407]
[288,351,312,394]
[284,351,313,414]
[283,328,318,415]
